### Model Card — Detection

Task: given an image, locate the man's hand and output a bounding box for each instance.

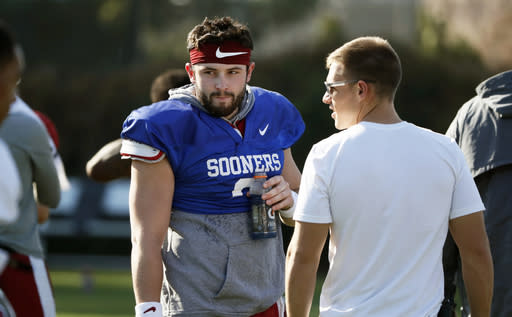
[261,175,297,226]
[37,203,50,224]
[261,175,294,212]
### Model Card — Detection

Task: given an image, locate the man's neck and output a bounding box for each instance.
[362,101,402,124]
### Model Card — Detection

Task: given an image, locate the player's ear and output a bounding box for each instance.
[185,63,195,83]
[246,62,255,83]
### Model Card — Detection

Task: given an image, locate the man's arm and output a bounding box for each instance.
[130,159,174,304]
[37,203,49,224]
[26,116,61,208]
[281,148,301,191]
[86,139,131,182]
[264,148,301,226]
[449,211,493,317]
[286,221,329,317]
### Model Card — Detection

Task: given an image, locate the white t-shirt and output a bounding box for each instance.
[294,121,484,317]
[0,139,20,224]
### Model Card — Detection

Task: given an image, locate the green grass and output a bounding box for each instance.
[310,273,325,317]
[52,270,134,317]
[51,268,468,317]
[51,269,324,317]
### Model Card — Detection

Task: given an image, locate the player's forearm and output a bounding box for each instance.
[87,156,131,182]
[34,157,61,208]
[37,203,50,224]
[461,250,493,317]
[129,160,174,304]
[285,250,318,316]
[131,243,164,303]
[86,139,130,182]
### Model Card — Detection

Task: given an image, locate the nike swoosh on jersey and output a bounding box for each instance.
[216,47,248,58]
[259,124,269,136]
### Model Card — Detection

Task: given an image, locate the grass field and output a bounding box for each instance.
[51,270,323,317]
[52,270,134,317]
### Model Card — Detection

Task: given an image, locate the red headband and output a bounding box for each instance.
[189,41,251,65]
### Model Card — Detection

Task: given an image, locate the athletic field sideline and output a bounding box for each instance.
[50,267,323,317]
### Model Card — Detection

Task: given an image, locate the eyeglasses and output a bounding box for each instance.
[324,79,376,97]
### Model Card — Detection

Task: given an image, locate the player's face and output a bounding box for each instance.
[322,62,360,130]
[188,62,255,119]
[0,57,20,124]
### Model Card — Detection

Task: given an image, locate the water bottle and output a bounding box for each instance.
[249,172,277,239]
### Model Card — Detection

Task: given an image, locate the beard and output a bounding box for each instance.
[199,88,246,118]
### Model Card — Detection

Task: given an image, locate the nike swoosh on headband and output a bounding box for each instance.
[216,47,249,58]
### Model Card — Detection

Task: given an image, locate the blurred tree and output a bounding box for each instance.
[0,0,497,176]
[1,0,321,71]
[97,0,141,64]
[421,0,512,71]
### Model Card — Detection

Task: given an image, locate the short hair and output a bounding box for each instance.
[326,36,402,97]
[0,20,16,68]
[186,16,253,51]
[150,69,190,102]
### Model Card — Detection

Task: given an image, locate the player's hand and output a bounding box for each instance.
[261,175,294,212]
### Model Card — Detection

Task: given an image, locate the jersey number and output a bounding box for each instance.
[232,177,253,197]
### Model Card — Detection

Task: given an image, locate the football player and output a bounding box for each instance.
[121,16,304,317]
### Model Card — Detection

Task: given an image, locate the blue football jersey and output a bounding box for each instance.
[121,86,305,214]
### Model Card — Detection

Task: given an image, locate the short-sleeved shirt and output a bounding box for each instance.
[294,121,484,317]
[120,85,305,315]
[121,85,305,215]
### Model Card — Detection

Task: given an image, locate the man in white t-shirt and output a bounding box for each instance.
[285,36,493,317]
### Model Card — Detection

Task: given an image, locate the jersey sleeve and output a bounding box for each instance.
[293,142,333,223]
[251,88,305,150]
[274,92,305,149]
[120,139,166,163]
[120,102,184,170]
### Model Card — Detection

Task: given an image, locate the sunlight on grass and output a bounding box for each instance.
[52,269,326,317]
[310,273,325,317]
[52,270,134,317]
[57,314,130,317]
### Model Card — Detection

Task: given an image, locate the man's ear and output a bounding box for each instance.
[357,80,370,99]
[185,63,195,83]
[246,62,256,83]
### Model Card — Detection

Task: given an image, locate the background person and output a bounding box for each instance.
[285,36,493,317]
[34,110,70,191]
[0,20,22,317]
[7,99,69,226]
[85,68,189,183]
[33,110,70,224]
[121,16,304,317]
[0,20,21,227]
[0,22,61,317]
[442,70,512,317]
